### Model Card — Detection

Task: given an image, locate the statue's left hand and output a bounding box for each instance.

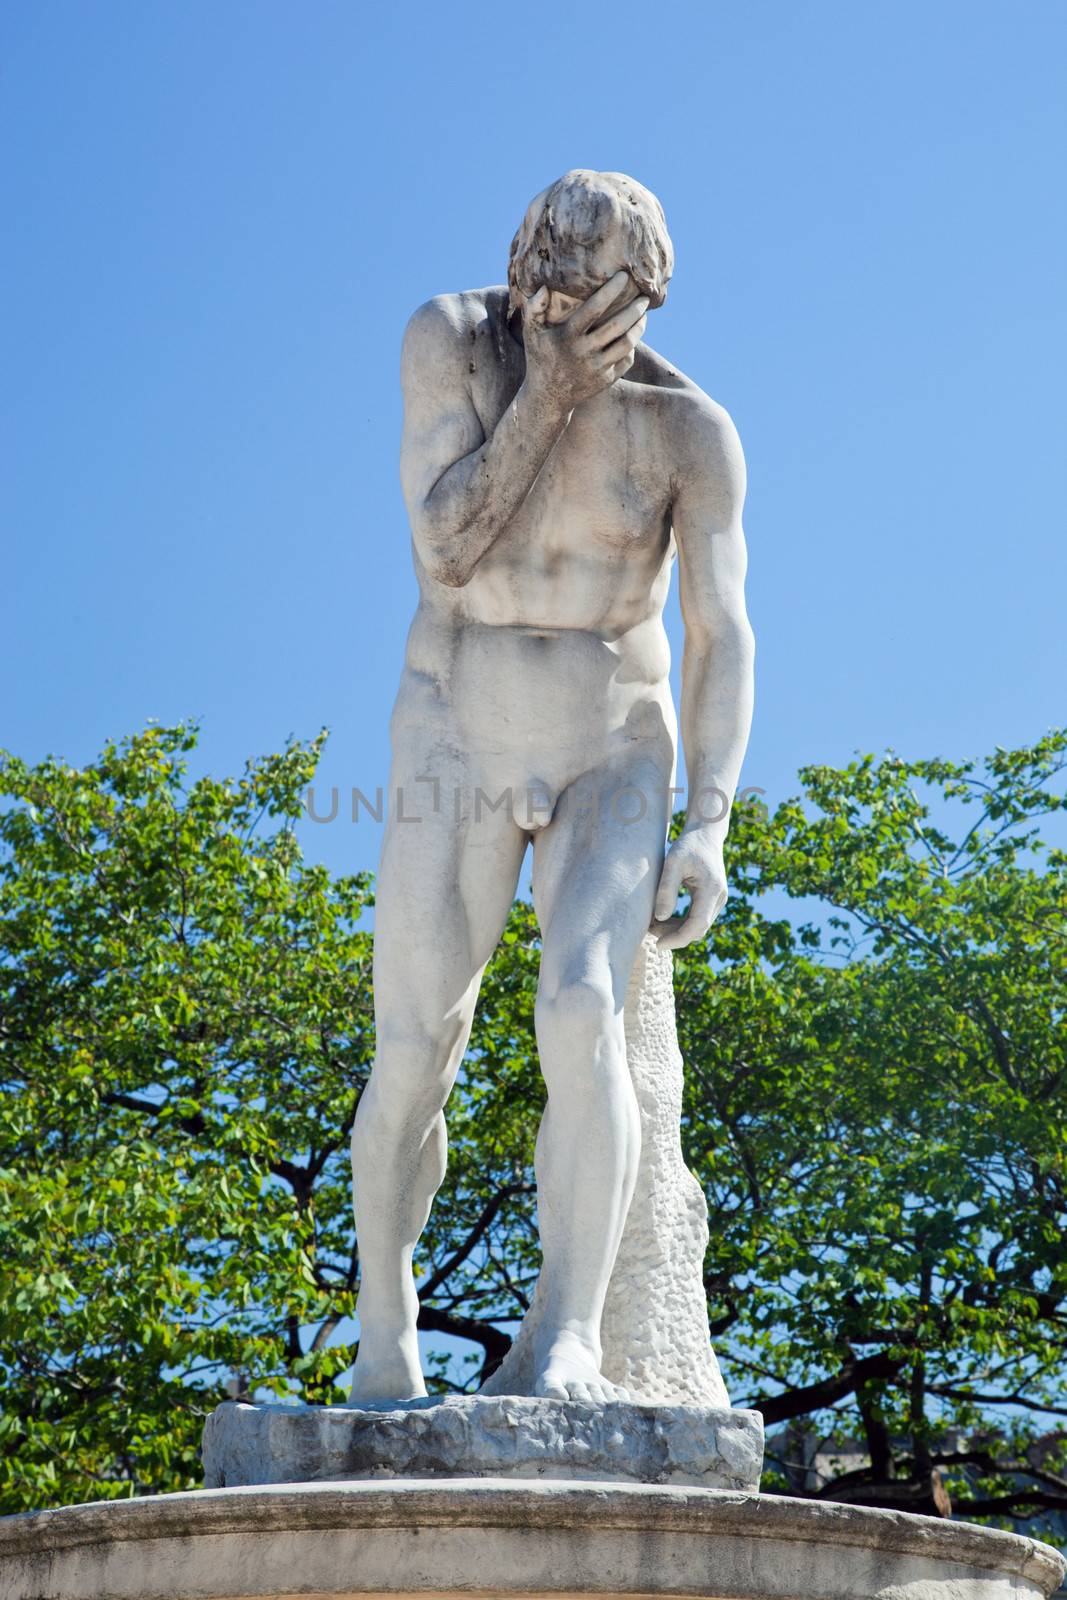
[650,830,728,951]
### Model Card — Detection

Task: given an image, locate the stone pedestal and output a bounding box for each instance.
[1,1479,1063,1599]
[201,1396,765,1490]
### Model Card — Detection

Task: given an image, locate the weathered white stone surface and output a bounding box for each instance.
[201,1396,763,1490]
[484,935,729,1405]
[2,1480,1062,1599]
[349,170,756,1407]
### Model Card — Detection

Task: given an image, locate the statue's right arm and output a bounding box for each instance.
[400,277,647,588]
[399,296,568,588]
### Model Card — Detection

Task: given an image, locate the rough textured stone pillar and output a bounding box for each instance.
[483,936,729,1405]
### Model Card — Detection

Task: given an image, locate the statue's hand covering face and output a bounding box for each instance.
[508,169,674,316]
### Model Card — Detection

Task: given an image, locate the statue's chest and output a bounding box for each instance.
[473,363,670,556]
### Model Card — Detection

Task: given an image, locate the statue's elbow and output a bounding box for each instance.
[688,609,755,667]
[415,505,482,588]
[730,617,756,680]
[417,532,474,589]
[431,559,473,589]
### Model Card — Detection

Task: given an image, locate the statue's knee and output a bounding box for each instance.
[536,974,617,1051]
[355,1042,453,1141]
[377,1007,467,1075]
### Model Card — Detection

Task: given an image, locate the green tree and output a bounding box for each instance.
[0,724,1064,1534]
[0,727,374,1508]
[676,733,1067,1526]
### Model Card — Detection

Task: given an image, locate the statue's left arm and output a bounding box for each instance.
[652,396,755,951]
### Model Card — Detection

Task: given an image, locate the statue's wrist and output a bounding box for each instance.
[679,818,728,851]
[519,374,570,426]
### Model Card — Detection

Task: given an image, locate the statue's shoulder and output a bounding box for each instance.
[402,286,509,370]
[636,346,740,454]
[632,342,702,395]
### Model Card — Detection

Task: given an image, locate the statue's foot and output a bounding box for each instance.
[348,1322,426,1405]
[532,1328,631,1405]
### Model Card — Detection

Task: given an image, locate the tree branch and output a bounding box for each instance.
[752,1351,907,1426]
[926,1384,1067,1418]
[415,1303,512,1368]
[418,1183,532,1301]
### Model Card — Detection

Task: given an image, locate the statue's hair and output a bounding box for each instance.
[508,170,674,314]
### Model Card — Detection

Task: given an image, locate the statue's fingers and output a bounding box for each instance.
[567,271,631,333]
[587,296,649,349]
[654,916,692,951]
[597,319,647,370]
[524,285,551,327]
[653,856,683,922]
[683,880,716,939]
[651,912,686,946]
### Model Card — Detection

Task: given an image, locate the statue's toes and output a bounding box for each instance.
[583,1378,624,1405]
[534,1376,569,1401]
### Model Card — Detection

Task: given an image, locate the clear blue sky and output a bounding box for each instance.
[3,1,1065,880]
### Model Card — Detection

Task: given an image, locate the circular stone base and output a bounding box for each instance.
[0,1480,1063,1600]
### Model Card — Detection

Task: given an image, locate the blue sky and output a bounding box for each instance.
[3,0,1065,882]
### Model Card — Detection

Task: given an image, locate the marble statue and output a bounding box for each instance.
[349,170,754,1407]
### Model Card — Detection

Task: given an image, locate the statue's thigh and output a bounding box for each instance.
[373,752,528,1023]
[532,749,671,1002]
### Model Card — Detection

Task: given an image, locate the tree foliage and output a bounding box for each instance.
[1,724,1064,1535]
[677,734,1067,1525]
[0,727,373,1507]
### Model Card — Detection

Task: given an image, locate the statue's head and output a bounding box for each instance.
[508,170,674,323]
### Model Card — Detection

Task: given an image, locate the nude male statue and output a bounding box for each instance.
[350,170,754,1405]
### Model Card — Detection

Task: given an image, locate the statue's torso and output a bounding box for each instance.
[394,288,702,773]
